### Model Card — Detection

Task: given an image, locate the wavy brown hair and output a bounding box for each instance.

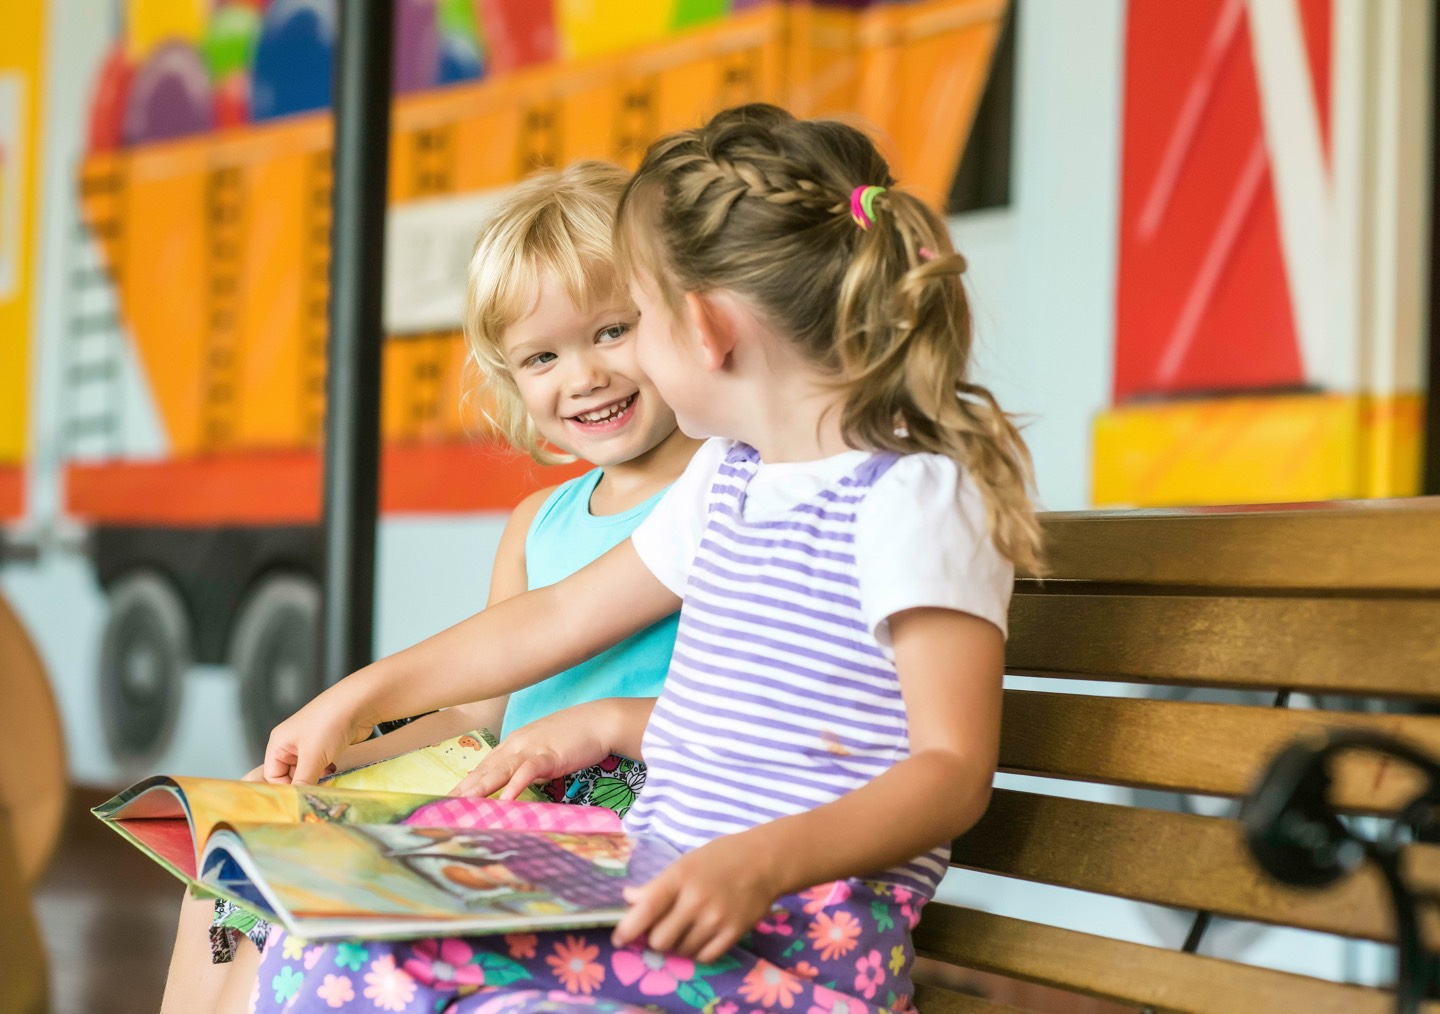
[615,104,1043,573]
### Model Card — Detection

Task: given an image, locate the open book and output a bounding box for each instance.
[93,732,673,941]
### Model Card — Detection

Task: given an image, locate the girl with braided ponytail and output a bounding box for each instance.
[253,104,1040,1014]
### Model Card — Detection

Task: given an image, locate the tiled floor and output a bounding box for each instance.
[34,788,179,1014]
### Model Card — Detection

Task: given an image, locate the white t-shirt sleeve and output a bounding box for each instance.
[855,454,1015,642]
[629,438,732,596]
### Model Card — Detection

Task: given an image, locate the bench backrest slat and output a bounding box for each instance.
[1034,504,1440,590]
[953,788,1440,945]
[1007,594,1440,698]
[1000,690,1440,813]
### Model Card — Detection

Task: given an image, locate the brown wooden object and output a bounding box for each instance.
[914,499,1440,1012]
[0,593,63,1014]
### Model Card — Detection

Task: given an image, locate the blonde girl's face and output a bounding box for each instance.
[500,270,679,467]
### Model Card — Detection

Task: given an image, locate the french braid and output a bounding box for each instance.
[616,104,1043,573]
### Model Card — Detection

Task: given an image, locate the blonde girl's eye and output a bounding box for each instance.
[596,323,630,344]
[523,351,557,369]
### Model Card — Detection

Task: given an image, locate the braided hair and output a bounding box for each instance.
[616,104,1043,574]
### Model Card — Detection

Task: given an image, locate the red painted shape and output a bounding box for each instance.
[65,445,586,526]
[67,450,324,526]
[1297,0,1331,161]
[475,0,558,74]
[117,818,197,879]
[87,43,133,154]
[1116,0,1304,402]
[379,443,588,513]
[0,465,22,520]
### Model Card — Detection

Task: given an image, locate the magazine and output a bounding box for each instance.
[93,732,674,941]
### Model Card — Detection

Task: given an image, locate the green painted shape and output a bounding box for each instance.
[202,5,260,80]
[672,0,729,31]
[439,0,479,39]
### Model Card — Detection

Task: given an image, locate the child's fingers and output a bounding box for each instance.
[694,925,742,965]
[644,889,707,956]
[499,759,542,800]
[674,911,724,959]
[451,761,507,798]
[613,878,676,949]
[452,753,528,798]
[263,745,296,784]
[290,751,330,786]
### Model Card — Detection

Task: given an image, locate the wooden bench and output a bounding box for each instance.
[911,500,1440,1014]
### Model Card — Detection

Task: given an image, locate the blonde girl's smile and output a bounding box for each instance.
[566,391,639,431]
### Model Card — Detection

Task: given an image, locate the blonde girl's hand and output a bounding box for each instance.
[450,699,633,798]
[612,833,781,963]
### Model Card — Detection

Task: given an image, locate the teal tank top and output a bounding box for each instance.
[500,468,679,739]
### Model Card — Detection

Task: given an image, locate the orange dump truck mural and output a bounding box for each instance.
[71,0,1007,762]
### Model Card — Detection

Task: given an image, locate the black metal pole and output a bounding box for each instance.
[322,0,392,686]
[1416,3,1440,495]
[1425,2,1440,495]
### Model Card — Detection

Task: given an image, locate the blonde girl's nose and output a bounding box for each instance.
[565,353,608,396]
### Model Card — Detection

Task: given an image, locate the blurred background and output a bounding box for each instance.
[0,0,1434,1010]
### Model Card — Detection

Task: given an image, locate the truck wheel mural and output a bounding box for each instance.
[63,0,1010,770]
[98,569,191,763]
[232,572,321,759]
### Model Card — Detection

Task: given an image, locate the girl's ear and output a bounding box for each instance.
[683,291,738,372]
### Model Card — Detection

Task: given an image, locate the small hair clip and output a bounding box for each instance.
[918,247,936,261]
[850,185,886,230]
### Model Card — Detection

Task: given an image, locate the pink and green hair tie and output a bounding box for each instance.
[849,185,886,230]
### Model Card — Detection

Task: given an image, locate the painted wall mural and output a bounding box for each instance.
[1096,0,1431,506]
[20,0,1009,775]
[0,5,44,528]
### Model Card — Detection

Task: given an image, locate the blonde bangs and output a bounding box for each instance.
[461,161,629,462]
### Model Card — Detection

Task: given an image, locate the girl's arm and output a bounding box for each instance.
[452,484,558,737]
[286,485,555,773]
[614,606,1003,960]
[263,538,680,784]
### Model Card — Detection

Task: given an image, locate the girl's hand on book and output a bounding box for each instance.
[450,702,613,798]
[612,833,780,962]
[263,695,374,785]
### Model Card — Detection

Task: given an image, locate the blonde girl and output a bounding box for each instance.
[161,161,697,1013]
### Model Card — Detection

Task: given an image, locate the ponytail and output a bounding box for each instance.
[835,188,1045,575]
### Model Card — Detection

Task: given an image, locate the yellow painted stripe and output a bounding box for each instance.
[1092,393,1423,508]
[0,0,45,470]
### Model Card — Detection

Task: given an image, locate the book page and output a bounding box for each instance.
[322,729,544,802]
[199,821,677,941]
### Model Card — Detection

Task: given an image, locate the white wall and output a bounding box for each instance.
[954,0,1124,513]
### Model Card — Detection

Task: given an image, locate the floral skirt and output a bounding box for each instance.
[249,879,922,1014]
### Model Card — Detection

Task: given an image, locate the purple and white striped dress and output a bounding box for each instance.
[250,441,974,1013]
[623,442,950,898]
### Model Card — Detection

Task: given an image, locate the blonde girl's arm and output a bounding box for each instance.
[614,606,1003,961]
[263,537,681,784]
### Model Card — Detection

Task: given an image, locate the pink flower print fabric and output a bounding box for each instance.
[252,879,920,1013]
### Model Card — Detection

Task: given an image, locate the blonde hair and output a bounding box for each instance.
[616,104,1044,573]
[464,160,630,463]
